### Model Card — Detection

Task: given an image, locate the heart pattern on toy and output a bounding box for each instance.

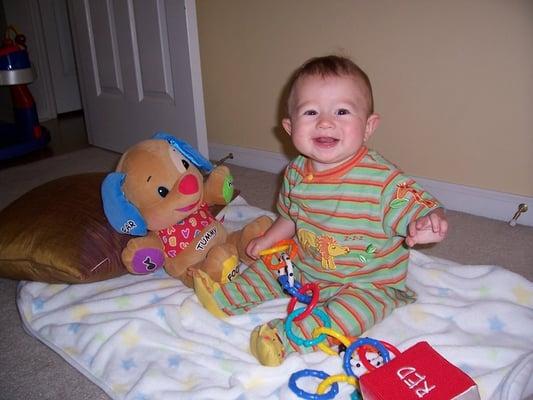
[157,202,216,258]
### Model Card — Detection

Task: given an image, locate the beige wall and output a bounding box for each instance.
[197,0,533,197]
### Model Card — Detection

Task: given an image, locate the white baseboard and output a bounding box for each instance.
[209,143,533,227]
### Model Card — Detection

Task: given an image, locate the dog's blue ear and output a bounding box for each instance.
[101,172,147,236]
[153,132,213,173]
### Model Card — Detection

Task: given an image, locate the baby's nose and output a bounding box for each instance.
[317,117,334,128]
[178,174,199,195]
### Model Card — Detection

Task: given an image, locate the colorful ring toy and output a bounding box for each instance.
[259,239,298,270]
[358,340,401,372]
[287,282,320,321]
[279,276,313,303]
[285,307,331,347]
[317,373,358,395]
[312,326,353,356]
[343,338,390,377]
[289,369,339,400]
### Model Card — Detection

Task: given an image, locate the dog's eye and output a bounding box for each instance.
[181,159,190,169]
[157,186,169,198]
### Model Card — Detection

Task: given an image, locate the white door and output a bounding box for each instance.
[67,0,208,155]
[39,0,82,114]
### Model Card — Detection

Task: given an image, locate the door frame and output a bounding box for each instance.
[183,0,208,157]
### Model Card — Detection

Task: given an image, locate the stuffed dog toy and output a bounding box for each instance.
[101,133,272,287]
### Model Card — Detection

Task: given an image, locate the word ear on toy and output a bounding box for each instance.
[101,172,147,236]
[152,132,213,173]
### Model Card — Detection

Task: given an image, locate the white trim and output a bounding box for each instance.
[209,142,533,227]
[184,0,209,159]
[209,142,291,175]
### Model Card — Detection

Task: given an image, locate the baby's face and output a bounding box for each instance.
[282,74,379,171]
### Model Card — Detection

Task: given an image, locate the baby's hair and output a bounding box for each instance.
[286,55,374,115]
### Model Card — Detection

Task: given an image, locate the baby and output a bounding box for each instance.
[194,55,448,366]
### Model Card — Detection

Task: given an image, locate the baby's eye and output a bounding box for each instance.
[181,159,190,169]
[336,108,350,115]
[303,110,317,116]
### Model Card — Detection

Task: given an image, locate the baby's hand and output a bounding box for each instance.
[405,208,448,247]
[246,236,268,260]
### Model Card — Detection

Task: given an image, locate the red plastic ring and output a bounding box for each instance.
[357,340,401,371]
[287,282,320,322]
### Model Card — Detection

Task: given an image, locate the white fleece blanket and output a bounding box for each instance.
[17,197,533,400]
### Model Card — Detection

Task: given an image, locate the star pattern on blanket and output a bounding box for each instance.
[71,304,90,320]
[121,327,141,346]
[488,315,505,332]
[94,332,106,343]
[220,321,236,336]
[115,296,132,308]
[244,376,266,390]
[68,323,81,334]
[408,305,428,322]
[478,286,491,297]
[437,287,452,296]
[249,314,262,325]
[111,383,130,396]
[64,346,80,357]
[512,285,533,305]
[32,297,45,311]
[122,357,137,371]
[168,355,181,368]
[150,294,163,304]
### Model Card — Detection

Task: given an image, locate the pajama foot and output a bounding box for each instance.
[250,324,286,366]
[192,269,227,319]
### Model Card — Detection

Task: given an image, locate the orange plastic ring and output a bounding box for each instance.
[260,239,298,270]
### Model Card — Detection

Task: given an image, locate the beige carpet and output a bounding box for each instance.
[0,146,532,399]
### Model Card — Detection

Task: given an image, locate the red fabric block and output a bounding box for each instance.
[359,341,480,400]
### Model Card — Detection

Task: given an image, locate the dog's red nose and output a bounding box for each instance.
[178,174,199,195]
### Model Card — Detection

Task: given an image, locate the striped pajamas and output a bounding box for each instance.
[213,146,441,354]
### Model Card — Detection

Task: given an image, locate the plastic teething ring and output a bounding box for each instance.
[259,239,298,270]
[317,373,358,395]
[343,338,390,376]
[285,307,331,347]
[358,340,400,372]
[312,326,353,356]
[287,282,319,321]
[289,369,339,400]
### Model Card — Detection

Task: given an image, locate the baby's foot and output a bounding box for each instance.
[250,324,286,366]
[192,269,227,318]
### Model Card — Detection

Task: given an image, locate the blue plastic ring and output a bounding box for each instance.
[288,369,339,400]
[278,276,313,304]
[343,337,390,377]
[285,307,331,347]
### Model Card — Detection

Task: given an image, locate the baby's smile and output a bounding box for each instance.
[313,136,339,147]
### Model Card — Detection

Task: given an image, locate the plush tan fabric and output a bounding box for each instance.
[0,173,129,283]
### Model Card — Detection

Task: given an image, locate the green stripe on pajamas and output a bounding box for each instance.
[212,259,415,355]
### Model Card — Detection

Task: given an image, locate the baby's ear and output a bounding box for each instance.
[364,113,380,141]
[282,118,292,136]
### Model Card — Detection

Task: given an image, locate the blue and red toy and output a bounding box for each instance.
[0,26,50,161]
